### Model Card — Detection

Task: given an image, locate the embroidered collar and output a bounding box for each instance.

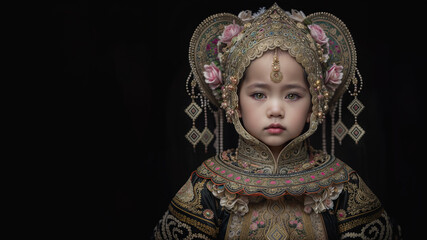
[236,137,310,175]
[196,137,354,198]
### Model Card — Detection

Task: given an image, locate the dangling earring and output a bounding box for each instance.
[185,72,202,149]
[185,72,215,152]
[346,68,365,144]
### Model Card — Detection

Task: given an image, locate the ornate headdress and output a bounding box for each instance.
[185,4,364,155]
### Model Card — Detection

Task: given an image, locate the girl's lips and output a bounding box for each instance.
[265,123,285,134]
[266,128,284,134]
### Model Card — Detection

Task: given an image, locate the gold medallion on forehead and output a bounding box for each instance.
[270,49,283,83]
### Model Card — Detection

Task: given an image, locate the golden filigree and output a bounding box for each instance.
[343,174,381,217]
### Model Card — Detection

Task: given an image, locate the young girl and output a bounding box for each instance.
[153,4,393,239]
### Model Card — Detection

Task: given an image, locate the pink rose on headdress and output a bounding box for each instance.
[203,62,222,89]
[219,21,243,44]
[325,63,343,90]
[308,24,329,45]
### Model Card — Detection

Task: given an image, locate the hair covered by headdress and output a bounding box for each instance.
[187,3,362,153]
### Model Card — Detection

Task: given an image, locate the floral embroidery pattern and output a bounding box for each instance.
[248,210,266,238]
[288,211,306,237]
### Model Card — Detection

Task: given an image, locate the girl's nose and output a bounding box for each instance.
[267,99,284,118]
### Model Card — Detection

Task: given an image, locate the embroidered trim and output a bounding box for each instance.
[172,178,206,215]
[342,174,381,218]
[155,209,213,239]
[169,202,218,236]
[339,208,392,239]
[195,151,354,198]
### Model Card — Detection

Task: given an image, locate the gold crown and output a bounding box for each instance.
[188,3,358,148]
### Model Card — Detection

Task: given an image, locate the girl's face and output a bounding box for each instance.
[238,50,311,155]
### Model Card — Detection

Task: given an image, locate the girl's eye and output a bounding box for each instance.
[252,93,266,100]
[286,93,300,100]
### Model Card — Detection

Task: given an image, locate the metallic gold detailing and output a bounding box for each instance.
[270,48,283,83]
[339,210,392,239]
[172,179,207,215]
[154,210,213,239]
[221,76,239,122]
[196,143,354,198]
[343,174,381,217]
[306,12,358,107]
[338,208,384,233]
[225,197,317,239]
[168,205,218,237]
[186,2,363,161]
[346,68,365,143]
[219,4,330,148]
[189,13,242,107]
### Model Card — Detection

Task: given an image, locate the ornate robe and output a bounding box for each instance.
[153,140,392,239]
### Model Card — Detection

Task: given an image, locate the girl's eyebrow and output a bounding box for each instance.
[246,82,270,90]
[246,82,308,92]
[282,83,308,92]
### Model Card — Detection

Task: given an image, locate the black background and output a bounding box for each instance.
[52,1,423,238]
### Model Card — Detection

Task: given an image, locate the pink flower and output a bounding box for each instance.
[203,62,222,89]
[325,63,343,90]
[304,205,312,214]
[296,222,303,230]
[250,222,258,230]
[219,21,243,44]
[308,24,329,45]
[252,211,259,217]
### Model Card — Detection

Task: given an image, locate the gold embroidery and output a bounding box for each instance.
[196,151,353,198]
[172,178,206,215]
[339,209,393,240]
[337,209,347,221]
[237,137,311,174]
[226,196,319,239]
[175,177,194,202]
[309,211,328,240]
[168,203,218,237]
[155,209,212,240]
[338,208,383,233]
[225,212,244,239]
[343,174,381,218]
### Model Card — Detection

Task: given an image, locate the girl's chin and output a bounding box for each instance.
[261,137,291,148]
[263,141,288,150]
